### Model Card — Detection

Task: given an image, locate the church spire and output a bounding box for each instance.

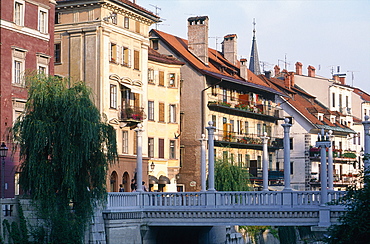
[249,19,261,75]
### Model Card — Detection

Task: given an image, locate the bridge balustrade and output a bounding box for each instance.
[106,191,347,210]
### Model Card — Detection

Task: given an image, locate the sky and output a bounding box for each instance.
[136,0,370,93]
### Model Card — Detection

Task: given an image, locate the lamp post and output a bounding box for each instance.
[150,162,155,173]
[0,143,8,199]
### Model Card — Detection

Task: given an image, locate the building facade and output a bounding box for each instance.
[0,0,55,197]
[54,0,160,192]
[150,16,284,191]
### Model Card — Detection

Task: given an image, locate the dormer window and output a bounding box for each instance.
[317,113,324,121]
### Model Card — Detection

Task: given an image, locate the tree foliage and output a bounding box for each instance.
[327,171,370,244]
[12,75,117,243]
[214,157,251,192]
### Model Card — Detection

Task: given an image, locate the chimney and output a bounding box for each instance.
[240,58,248,79]
[274,65,280,76]
[187,16,209,64]
[295,62,302,75]
[284,72,295,88]
[307,65,316,77]
[264,70,271,79]
[222,34,237,65]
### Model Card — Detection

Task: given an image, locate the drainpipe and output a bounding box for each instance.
[201,78,224,134]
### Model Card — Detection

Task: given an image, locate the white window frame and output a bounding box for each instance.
[14,0,25,26]
[37,54,50,75]
[38,7,48,34]
[169,73,176,87]
[169,104,176,123]
[148,101,154,120]
[12,48,27,86]
[122,131,128,154]
[110,84,117,109]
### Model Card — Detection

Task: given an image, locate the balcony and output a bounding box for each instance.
[207,100,279,122]
[118,106,145,129]
[213,130,282,151]
[309,147,357,163]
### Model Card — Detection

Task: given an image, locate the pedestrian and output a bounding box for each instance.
[142,181,148,192]
[119,184,124,192]
[131,179,136,192]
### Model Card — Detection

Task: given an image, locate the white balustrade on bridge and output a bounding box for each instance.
[106,191,346,210]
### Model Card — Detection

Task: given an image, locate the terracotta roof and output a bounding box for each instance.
[57,0,159,19]
[264,75,354,133]
[148,47,184,65]
[353,88,370,102]
[150,29,280,95]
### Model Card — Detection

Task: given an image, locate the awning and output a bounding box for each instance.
[158,175,171,184]
[149,175,158,184]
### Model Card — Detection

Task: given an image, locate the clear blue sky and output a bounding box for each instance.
[137,0,370,93]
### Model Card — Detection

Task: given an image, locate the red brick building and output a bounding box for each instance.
[0,0,55,197]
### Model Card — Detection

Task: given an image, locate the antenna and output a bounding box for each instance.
[347,70,359,87]
[260,61,273,72]
[150,4,162,30]
[209,36,221,59]
[278,54,290,70]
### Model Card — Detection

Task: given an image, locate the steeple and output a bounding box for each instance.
[249,19,261,75]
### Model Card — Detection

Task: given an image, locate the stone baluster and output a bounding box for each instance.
[282,118,292,191]
[206,121,216,192]
[135,123,144,192]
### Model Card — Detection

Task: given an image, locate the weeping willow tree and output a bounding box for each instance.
[214,157,251,191]
[12,74,117,243]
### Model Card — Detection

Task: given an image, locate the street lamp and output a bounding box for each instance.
[0,142,8,199]
[150,162,155,173]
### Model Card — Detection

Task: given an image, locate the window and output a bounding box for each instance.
[223,117,227,124]
[230,90,236,101]
[159,71,164,86]
[269,154,273,170]
[148,138,154,158]
[134,50,140,70]
[245,154,250,168]
[55,12,61,24]
[245,121,249,134]
[238,154,243,167]
[110,43,117,63]
[111,13,117,25]
[223,151,228,162]
[169,140,176,159]
[14,60,23,85]
[290,162,294,175]
[124,17,129,29]
[148,101,154,120]
[169,104,176,123]
[159,102,165,122]
[54,43,61,63]
[151,39,159,50]
[122,47,130,67]
[346,96,349,108]
[223,89,227,102]
[135,21,140,33]
[122,131,128,154]
[38,9,48,33]
[38,66,46,74]
[158,139,164,158]
[332,92,335,107]
[230,120,234,133]
[212,115,217,128]
[169,73,176,87]
[12,48,26,85]
[110,85,117,109]
[148,69,155,84]
[257,156,262,168]
[211,86,217,96]
[257,124,261,135]
[14,1,24,26]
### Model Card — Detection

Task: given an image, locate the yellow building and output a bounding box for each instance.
[54,0,159,192]
[147,47,184,192]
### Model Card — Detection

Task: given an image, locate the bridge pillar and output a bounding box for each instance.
[206,121,216,192]
[327,130,334,191]
[363,115,370,175]
[260,132,270,191]
[282,118,292,191]
[199,134,207,192]
[316,129,331,206]
[318,207,331,227]
[135,123,144,192]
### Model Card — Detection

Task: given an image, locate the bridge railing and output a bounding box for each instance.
[106,191,347,211]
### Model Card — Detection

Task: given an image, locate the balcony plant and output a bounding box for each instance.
[342,152,356,159]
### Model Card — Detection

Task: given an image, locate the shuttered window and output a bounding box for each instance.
[159,71,164,86]
[134,50,139,70]
[159,139,164,158]
[159,102,165,122]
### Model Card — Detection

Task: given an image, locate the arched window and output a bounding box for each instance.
[110,171,118,192]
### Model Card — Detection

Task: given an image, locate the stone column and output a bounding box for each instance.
[363,115,370,175]
[135,123,144,192]
[199,134,207,192]
[316,129,331,205]
[206,121,216,192]
[327,130,334,190]
[281,118,292,191]
[260,132,270,191]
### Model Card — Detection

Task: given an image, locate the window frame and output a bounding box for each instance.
[54,43,61,64]
[133,50,140,70]
[169,73,176,87]
[38,7,48,34]
[122,131,128,154]
[148,101,154,121]
[169,104,176,123]
[148,138,154,158]
[169,140,176,159]
[124,17,129,29]
[110,84,117,109]
[14,0,25,26]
